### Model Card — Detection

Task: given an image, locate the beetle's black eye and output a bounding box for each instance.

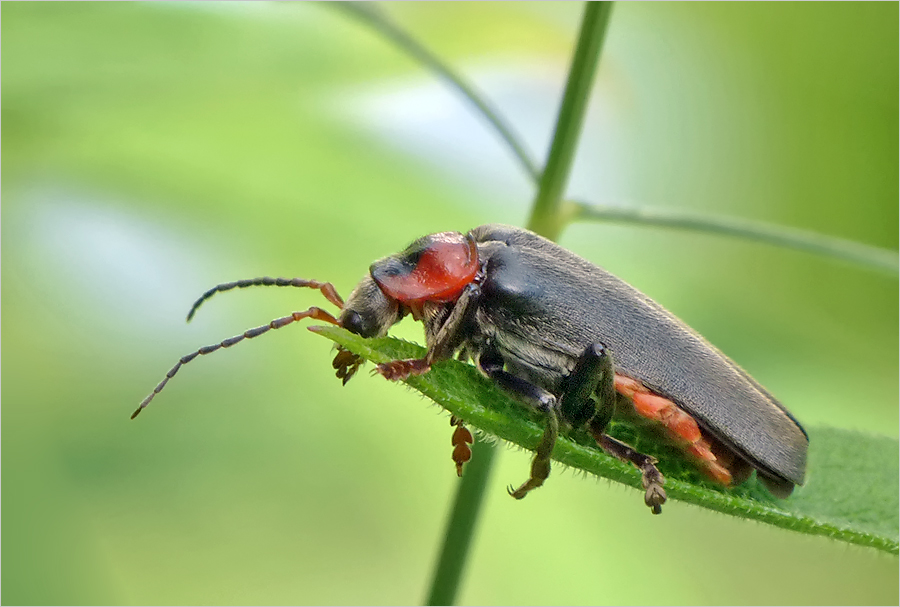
[343,310,367,336]
[339,275,401,338]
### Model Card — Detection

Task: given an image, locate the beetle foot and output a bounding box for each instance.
[508,477,544,499]
[332,348,363,385]
[508,408,559,499]
[640,461,667,515]
[450,417,474,477]
[593,432,668,514]
[508,448,551,498]
[375,358,431,381]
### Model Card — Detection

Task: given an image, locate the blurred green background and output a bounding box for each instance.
[3,2,897,605]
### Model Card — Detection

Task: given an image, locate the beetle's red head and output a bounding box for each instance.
[339,231,479,336]
[332,231,479,384]
[370,231,479,315]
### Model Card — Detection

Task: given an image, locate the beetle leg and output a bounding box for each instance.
[450,416,474,476]
[332,347,363,385]
[508,409,559,499]
[593,434,667,515]
[580,344,667,514]
[376,283,481,381]
[475,347,559,499]
[561,343,617,429]
[477,347,558,412]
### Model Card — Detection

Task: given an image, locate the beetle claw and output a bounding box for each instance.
[508,480,543,499]
[507,484,529,499]
[507,407,559,499]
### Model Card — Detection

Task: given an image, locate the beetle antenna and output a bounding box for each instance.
[132,306,341,419]
[186,277,345,322]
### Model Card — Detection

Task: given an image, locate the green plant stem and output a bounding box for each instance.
[332,2,540,182]
[527,1,613,240]
[424,3,614,605]
[425,440,496,606]
[573,200,899,274]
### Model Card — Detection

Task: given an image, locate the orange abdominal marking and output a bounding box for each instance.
[614,374,734,485]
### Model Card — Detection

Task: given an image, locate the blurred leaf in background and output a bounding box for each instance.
[2,2,897,605]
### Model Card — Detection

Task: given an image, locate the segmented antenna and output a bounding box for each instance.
[132,306,341,419]
[186,277,344,322]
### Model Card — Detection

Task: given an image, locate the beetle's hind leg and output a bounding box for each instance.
[593,433,667,515]
[582,344,667,514]
[476,347,559,499]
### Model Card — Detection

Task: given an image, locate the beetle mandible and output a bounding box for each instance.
[134,224,808,514]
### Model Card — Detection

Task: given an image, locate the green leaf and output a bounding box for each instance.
[312,325,899,555]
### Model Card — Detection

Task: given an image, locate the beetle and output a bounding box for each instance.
[134,224,808,514]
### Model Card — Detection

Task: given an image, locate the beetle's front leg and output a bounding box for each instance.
[581,343,667,514]
[376,283,481,381]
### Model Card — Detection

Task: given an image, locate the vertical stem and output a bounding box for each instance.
[527,1,613,240]
[424,2,614,604]
[425,440,496,606]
